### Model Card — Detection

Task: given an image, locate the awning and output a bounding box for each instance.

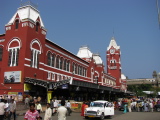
[24,77,71,89]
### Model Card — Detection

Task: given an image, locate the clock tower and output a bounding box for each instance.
[106,37,121,87]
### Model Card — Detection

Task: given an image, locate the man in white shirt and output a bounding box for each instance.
[57,100,67,120]
[44,103,52,120]
[53,100,58,115]
[25,96,30,108]
[0,99,6,120]
[149,101,153,112]
[66,100,72,116]
[9,99,16,120]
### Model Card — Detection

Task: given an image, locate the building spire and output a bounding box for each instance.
[20,1,38,9]
[113,28,115,37]
[112,28,115,40]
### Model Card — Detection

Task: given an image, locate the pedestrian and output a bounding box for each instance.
[25,96,30,109]
[36,102,43,114]
[29,96,34,106]
[90,101,94,107]
[44,103,52,120]
[57,100,67,120]
[37,97,41,103]
[66,100,72,116]
[144,101,149,112]
[81,101,88,117]
[127,98,132,112]
[149,101,153,112]
[4,99,9,119]
[8,96,12,104]
[131,99,136,112]
[34,97,38,104]
[139,101,143,112]
[157,100,160,104]
[0,99,5,120]
[123,103,127,114]
[9,99,16,120]
[50,99,54,116]
[24,103,40,120]
[53,100,58,115]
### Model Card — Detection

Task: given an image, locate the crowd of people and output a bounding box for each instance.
[1,95,160,120]
[0,95,72,120]
[24,97,72,120]
[114,97,160,113]
[0,96,16,120]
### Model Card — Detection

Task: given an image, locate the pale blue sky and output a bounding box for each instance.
[0,0,160,79]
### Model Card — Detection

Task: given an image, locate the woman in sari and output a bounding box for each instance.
[81,101,88,117]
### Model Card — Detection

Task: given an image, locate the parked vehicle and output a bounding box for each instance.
[84,100,114,120]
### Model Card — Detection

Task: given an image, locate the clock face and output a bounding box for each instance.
[110,49,115,54]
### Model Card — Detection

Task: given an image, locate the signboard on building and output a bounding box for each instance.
[4,71,21,83]
[62,84,68,89]
[24,84,32,91]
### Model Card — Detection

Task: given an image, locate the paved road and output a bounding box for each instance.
[13,110,121,120]
[13,110,160,120]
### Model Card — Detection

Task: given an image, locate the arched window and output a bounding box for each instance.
[74,64,77,74]
[80,66,82,75]
[36,22,40,32]
[60,57,63,69]
[84,68,86,77]
[64,59,67,70]
[8,48,20,66]
[72,63,75,73]
[47,52,51,66]
[15,20,19,29]
[8,39,21,67]
[77,65,79,75]
[0,47,3,61]
[67,60,70,72]
[30,39,42,68]
[30,49,40,68]
[52,54,55,67]
[81,67,84,76]
[56,56,60,68]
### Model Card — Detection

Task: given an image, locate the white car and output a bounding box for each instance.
[84,100,114,120]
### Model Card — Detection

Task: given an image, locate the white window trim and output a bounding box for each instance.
[52,73,55,81]
[47,72,51,80]
[8,47,19,67]
[31,49,40,68]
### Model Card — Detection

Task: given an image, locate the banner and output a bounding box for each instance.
[4,71,21,83]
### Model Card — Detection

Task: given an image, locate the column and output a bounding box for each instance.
[47,91,53,103]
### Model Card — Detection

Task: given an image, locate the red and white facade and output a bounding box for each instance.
[0,4,127,100]
[106,37,126,91]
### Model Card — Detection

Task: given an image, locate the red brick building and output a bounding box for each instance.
[0,4,127,101]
